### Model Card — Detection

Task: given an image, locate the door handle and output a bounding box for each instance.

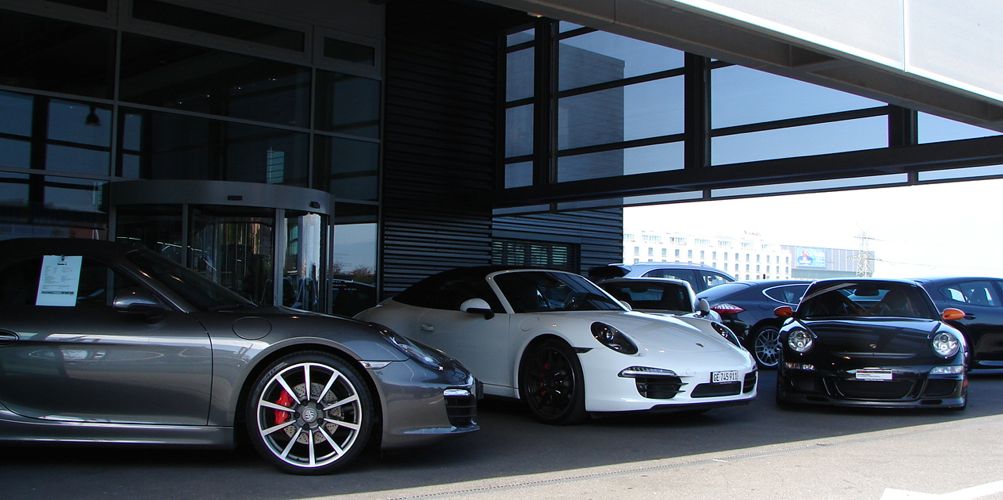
[419,323,435,333]
[0,331,19,343]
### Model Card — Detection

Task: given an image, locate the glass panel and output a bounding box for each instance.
[315,71,381,138]
[0,12,115,98]
[918,164,1003,182]
[507,48,534,102]
[0,138,31,169]
[118,109,308,185]
[43,176,106,212]
[314,136,378,201]
[131,0,305,52]
[918,112,1000,143]
[559,32,683,91]
[505,104,533,158]
[507,28,534,46]
[559,77,684,150]
[120,35,310,127]
[505,161,533,188]
[712,116,888,165]
[331,217,377,316]
[557,141,684,182]
[0,91,33,136]
[189,206,274,305]
[282,211,325,312]
[49,0,107,10]
[323,38,376,66]
[559,22,583,32]
[46,145,109,176]
[712,66,883,129]
[115,205,184,264]
[48,100,112,147]
[0,172,29,207]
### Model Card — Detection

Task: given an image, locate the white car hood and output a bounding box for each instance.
[545,310,734,353]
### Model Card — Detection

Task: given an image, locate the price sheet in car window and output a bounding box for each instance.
[35,255,82,307]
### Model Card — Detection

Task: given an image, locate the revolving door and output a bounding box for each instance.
[109,180,334,312]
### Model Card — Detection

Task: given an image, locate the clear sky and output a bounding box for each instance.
[625,177,1003,278]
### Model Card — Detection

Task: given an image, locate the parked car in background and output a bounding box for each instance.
[588,262,735,293]
[775,278,968,410]
[697,280,811,369]
[915,277,1003,368]
[357,267,757,425]
[596,277,740,346]
[0,238,479,474]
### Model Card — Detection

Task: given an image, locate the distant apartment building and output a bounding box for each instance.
[623,230,874,280]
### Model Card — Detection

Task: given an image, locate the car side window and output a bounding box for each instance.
[643,269,696,283]
[0,255,147,309]
[939,281,999,307]
[76,258,146,308]
[702,272,731,290]
[764,284,809,305]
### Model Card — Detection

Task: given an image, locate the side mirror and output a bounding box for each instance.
[460,298,495,320]
[113,288,166,320]
[696,298,711,317]
[774,305,794,318]
[619,300,633,311]
[942,308,966,321]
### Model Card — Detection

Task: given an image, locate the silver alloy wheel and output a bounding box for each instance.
[753,327,781,368]
[255,362,363,469]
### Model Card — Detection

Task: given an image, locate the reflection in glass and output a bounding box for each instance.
[117,109,308,185]
[48,100,112,147]
[712,66,882,129]
[557,141,684,182]
[0,138,31,169]
[0,91,33,137]
[324,38,375,66]
[115,206,184,264]
[43,176,106,213]
[507,48,534,102]
[559,32,683,91]
[132,0,305,52]
[120,35,311,127]
[507,28,534,46]
[314,136,378,201]
[331,218,377,316]
[0,12,115,98]
[46,145,109,176]
[315,71,381,138]
[918,112,1000,144]
[711,116,887,165]
[0,172,29,207]
[559,77,684,150]
[189,206,274,304]
[505,161,533,188]
[283,211,325,312]
[505,104,533,158]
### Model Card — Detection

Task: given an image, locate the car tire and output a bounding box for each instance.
[246,351,374,474]
[518,339,587,425]
[751,326,781,369]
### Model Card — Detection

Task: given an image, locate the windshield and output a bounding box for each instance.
[126,248,257,311]
[600,281,693,313]
[494,271,624,313]
[798,281,935,320]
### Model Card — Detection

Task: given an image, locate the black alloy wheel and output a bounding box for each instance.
[246,351,374,474]
[752,326,782,369]
[519,339,586,425]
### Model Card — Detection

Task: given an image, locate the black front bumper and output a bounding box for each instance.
[777,366,967,409]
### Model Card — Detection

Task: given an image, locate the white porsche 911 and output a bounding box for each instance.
[356,267,757,424]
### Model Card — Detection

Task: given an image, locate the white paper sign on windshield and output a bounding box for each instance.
[35,255,83,307]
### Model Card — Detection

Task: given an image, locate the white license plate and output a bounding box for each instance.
[855,369,893,381]
[712,371,739,383]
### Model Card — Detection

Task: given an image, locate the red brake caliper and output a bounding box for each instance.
[274,390,294,424]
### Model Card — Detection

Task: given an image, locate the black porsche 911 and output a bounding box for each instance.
[775,278,968,410]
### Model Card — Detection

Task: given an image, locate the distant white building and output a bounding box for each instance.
[623,230,791,280]
[623,229,875,280]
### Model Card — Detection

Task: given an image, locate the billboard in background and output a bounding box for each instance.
[794,247,827,269]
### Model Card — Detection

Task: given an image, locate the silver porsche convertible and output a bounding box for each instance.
[0,238,478,474]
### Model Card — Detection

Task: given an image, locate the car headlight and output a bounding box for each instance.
[931,331,960,358]
[787,328,813,353]
[379,327,446,371]
[591,322,638,355]
[711,322,742,347]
